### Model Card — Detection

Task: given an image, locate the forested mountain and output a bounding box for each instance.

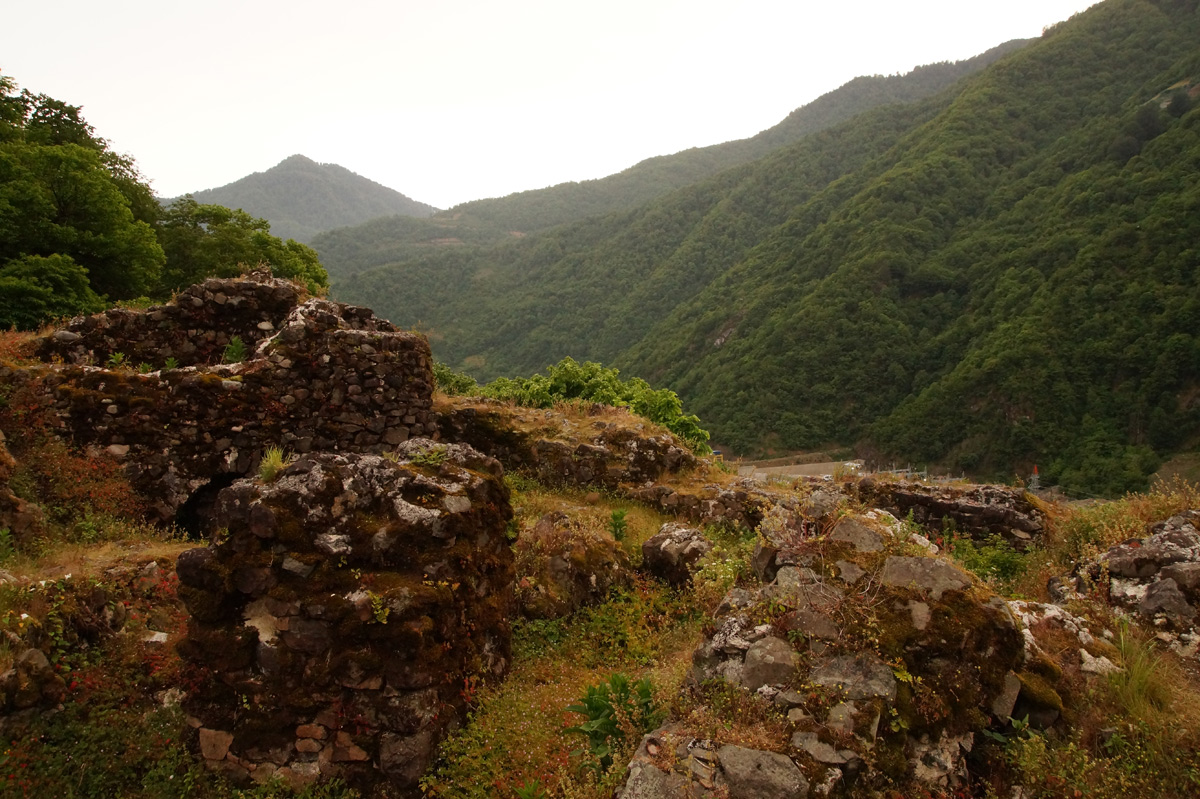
[335,0,1200,497]
[181,154,437,242]
[312,41,1027,280]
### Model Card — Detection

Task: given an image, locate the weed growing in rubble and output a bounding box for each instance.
[258,446,293,482]
[223,335,248,363]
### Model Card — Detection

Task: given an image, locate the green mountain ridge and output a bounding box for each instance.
[334,0,1200,496]
[312,40,1028,279]
[176,154,438,242]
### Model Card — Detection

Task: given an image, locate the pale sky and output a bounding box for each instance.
[3,0,1097,210]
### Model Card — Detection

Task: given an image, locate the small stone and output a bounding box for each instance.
[295,738,323,754]
[296,724,327,740]
[835,560,865,583]
[199,728,234,760]
[991,671,1022,720]
[1079,649,1122,676]
[827,702,856,734]
[741,636,800,691]
[106,444,130,457]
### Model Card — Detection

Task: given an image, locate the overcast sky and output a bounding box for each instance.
[4,0,1097,210]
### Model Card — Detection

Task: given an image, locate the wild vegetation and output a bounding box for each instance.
[331,0,1200,497]
[435,357,710,451]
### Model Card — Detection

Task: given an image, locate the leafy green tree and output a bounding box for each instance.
[157,197,329,294]
[0,254,105,329]
[0,72,164,307]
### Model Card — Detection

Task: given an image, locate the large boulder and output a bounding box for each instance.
[1077,511,1200,639]
[176,443,513,797]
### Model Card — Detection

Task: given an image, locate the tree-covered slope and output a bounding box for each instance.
[631,0,1200,495]
[313,41,1026,280]
[338,0,1200,495]
[181,154,437,242]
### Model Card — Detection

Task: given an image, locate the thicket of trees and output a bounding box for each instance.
[0,73,329,329]
[332,0,1200,496]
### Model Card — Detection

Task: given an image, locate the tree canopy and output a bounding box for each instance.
[0,72,164,319]
[0,71,330,329]
[157,197,329,294]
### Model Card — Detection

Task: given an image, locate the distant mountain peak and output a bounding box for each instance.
[178,156,438,243]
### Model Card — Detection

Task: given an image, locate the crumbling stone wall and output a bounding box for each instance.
[176,444,514,797]
[853,478,1044,547]
[14,274,436,522]
[437,403,695,489]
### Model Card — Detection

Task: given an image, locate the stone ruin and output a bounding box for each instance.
[10,271,437,524]
[175,443,514,796]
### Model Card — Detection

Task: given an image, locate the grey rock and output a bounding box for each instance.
[810,653,897,702]
[791,731,856,765]
[786,609,840,641]
[718,744,809,799]
[642,522,713,586]
[990,671,1022,720]
[1161,562,1200,595]
[827,702,857,734]
[802,490,844,520]
[834,560,865,584]
[379,730,435,787]
[880,556,971,600]
[1138,577,1195,623]
[741,636,800,691]
[829,518,885,552]
[907,600,931,631]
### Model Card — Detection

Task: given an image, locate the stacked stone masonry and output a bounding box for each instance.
[16,274,436,522]
[176,445,514,797]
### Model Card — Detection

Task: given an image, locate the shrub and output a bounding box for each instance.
[478,357,711,452]
[607,509,628,542]
[564,673,661,774]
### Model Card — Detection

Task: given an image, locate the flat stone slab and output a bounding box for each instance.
[810,652,897,702]
[718,744,809,799]
[880,556,971,600]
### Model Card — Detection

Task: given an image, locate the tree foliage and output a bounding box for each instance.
[157,196,329,294]
[0,71,164,318]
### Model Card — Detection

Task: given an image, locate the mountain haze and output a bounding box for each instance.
[312,41,1028,279]
[335,0,1200,496]
[181,154,438,242]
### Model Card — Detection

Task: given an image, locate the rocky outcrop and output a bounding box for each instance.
[1075,511,1200,653]
[853,479,1044,547]
[641,523,713,586]
[175,444,513,797]
[632,508,1027,798]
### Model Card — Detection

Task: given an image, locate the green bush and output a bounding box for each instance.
[564,673,661,774]
[479,357,710,451]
